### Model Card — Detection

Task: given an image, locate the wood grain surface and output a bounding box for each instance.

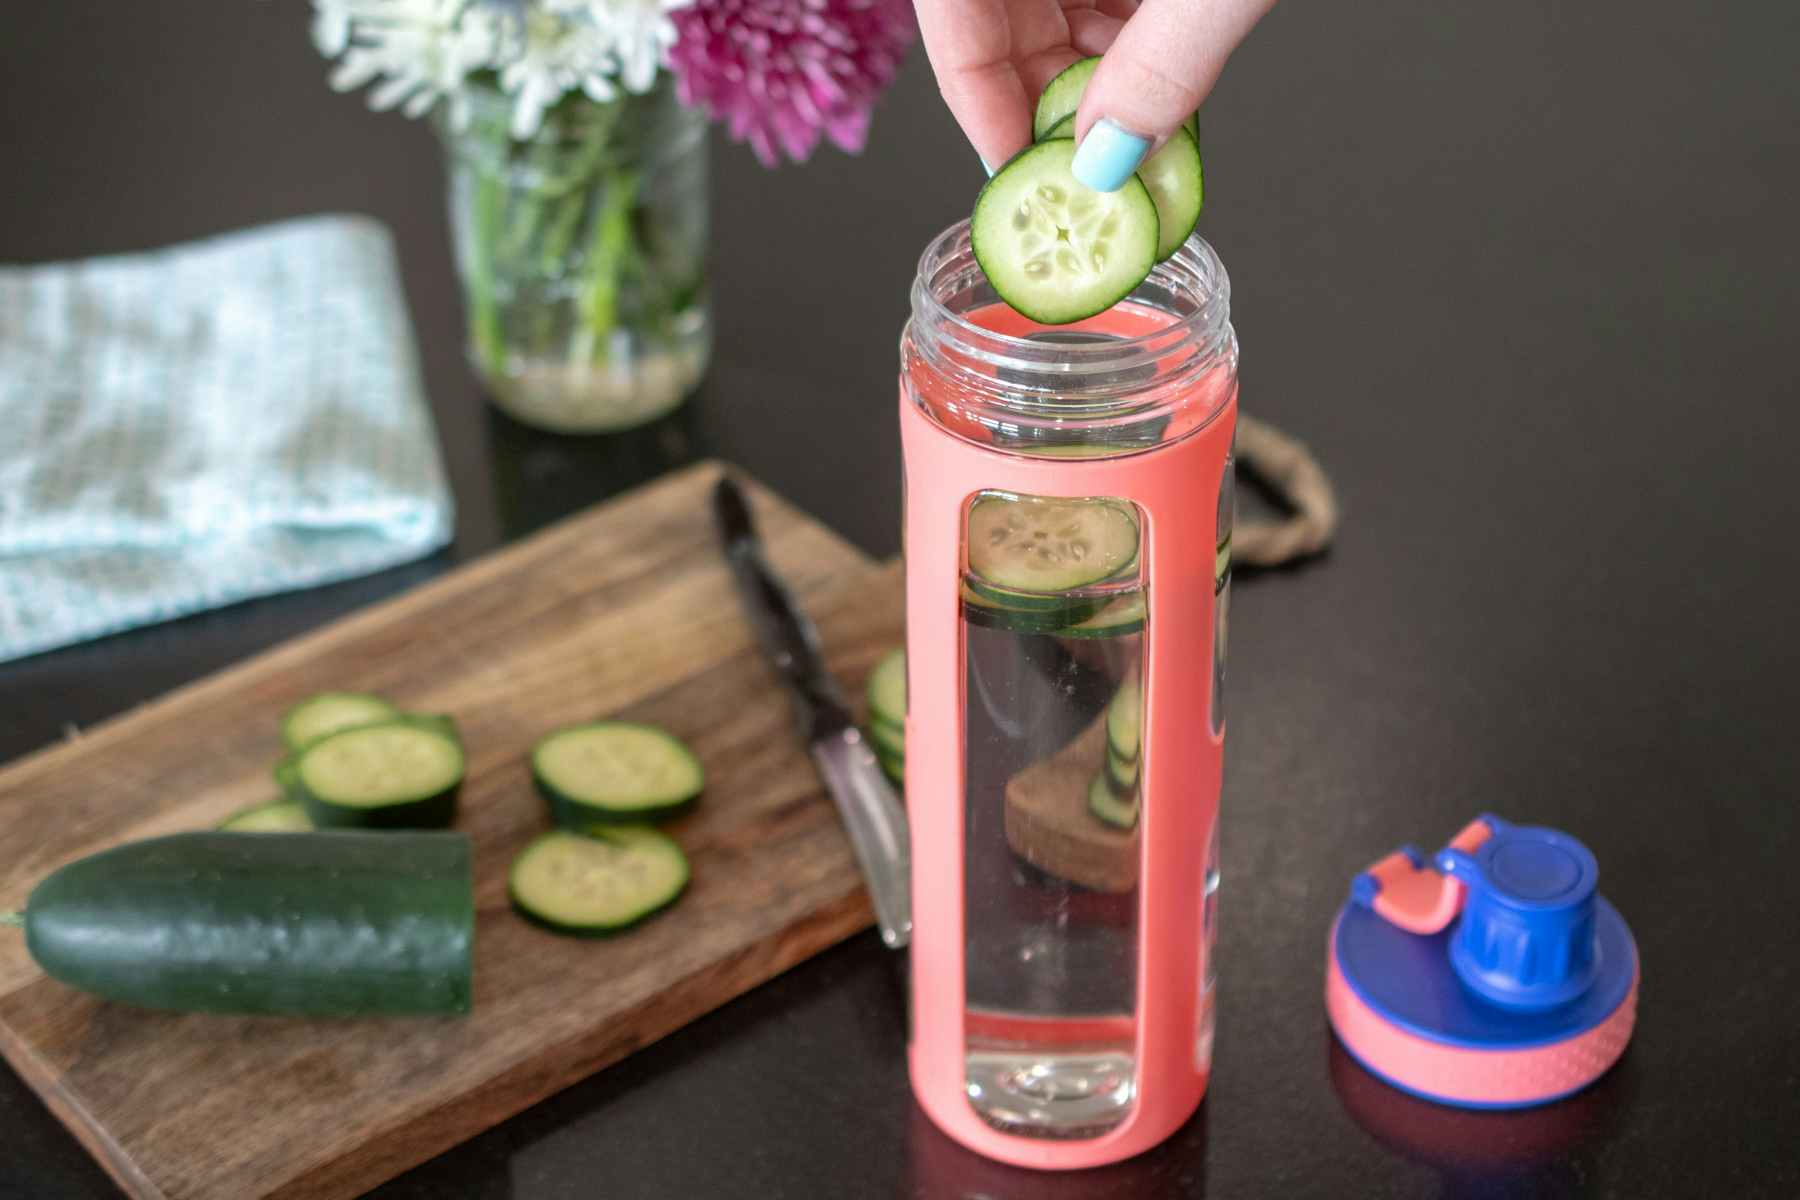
[1004,714,1138,894]
[0,462,903,1200]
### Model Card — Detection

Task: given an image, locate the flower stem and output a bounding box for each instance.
[578,166,641,365]
[467,168,509,377]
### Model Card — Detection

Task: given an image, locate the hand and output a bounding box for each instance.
[915,0,1276,190]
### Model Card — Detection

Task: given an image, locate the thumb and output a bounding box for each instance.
[1071,0,1275,192]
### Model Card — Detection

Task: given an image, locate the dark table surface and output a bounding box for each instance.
[4,3,1798,1197]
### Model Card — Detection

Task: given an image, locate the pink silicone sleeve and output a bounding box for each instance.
[900,376,1236,1170]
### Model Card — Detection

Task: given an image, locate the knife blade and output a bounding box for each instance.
[712,476,912,948]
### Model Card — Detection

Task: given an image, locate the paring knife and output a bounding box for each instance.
[712,476,912,948]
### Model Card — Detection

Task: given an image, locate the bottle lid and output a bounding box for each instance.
[1327,815,1638,1109]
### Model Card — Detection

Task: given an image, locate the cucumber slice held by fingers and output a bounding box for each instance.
[972,140,1160,326]
[533,722,704,826]
[280,691,399,753]
[1137,128,1204,260]
[509,826,690,936]
[1044,119,1204,261]
[295,720,464,829]
[1033,57,1101,140]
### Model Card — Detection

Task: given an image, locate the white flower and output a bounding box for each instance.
[313,0,503,126]
[312,0,691,140]
[498,0,689,137]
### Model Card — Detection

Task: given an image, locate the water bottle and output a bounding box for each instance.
[898,219,1238,1168]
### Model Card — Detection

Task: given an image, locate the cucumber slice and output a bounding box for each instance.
[533,722,704,826]
[1105,745,1140,794]
[868,719,905,760]
[1033,57,1100,140]
[218,800,314,833]
[276,713,457,803]
[280,692,399,753]
[867,649,906,730]
[1039,99,1202,262]
[509,826,689,936]
[968,495,1139,595]
[296,721,464,829]
[1138,127,1204,260]
[1088,772,1139,830]
[961,583,1105,635]
[1044,106,1197,150]
[1061,591,1147,639]
[972,140,1159,326]
[1107,678,1142,763]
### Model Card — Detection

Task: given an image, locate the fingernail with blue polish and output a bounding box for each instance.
[1071,119,1150,192]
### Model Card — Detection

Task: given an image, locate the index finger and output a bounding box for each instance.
[913,0,1036,169]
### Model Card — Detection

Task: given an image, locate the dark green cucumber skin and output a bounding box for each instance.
[867,720,905,759]
[535,777,697,829]
[301,783,461,830]
[1061,605,1147,640]
[961,591,1105,635]
[24,832,473,1015]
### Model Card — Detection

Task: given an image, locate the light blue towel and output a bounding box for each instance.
[0,214,454,664]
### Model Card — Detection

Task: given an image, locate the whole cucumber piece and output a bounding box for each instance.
[17,832,473,1016]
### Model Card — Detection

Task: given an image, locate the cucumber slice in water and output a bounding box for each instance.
[296,721,464,829]
[509,826,690,936]
[1088,772,1140,830]
[281,692,399,753]
[968,495,1139,595]
[1105,745,1140,794]
[1063,591,1147,639]
[962,584,1105,635]
[867,649,906,730]
[1107,678,1142,763]
[533,722,704,826]
[218,800,314,833]
[972,140,1159,326]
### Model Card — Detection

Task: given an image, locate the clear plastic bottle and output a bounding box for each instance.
[899,220,1237,1169]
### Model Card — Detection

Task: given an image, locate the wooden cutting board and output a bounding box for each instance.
[0,461,903,1200]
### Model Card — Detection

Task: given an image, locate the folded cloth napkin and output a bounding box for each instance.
[0,214,454,664]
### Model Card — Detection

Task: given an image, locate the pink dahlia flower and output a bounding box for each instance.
[668,0,916,167]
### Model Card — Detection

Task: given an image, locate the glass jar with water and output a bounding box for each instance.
[899,219,1236,1169]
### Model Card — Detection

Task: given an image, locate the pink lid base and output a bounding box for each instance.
[1325,919,1638,1109]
